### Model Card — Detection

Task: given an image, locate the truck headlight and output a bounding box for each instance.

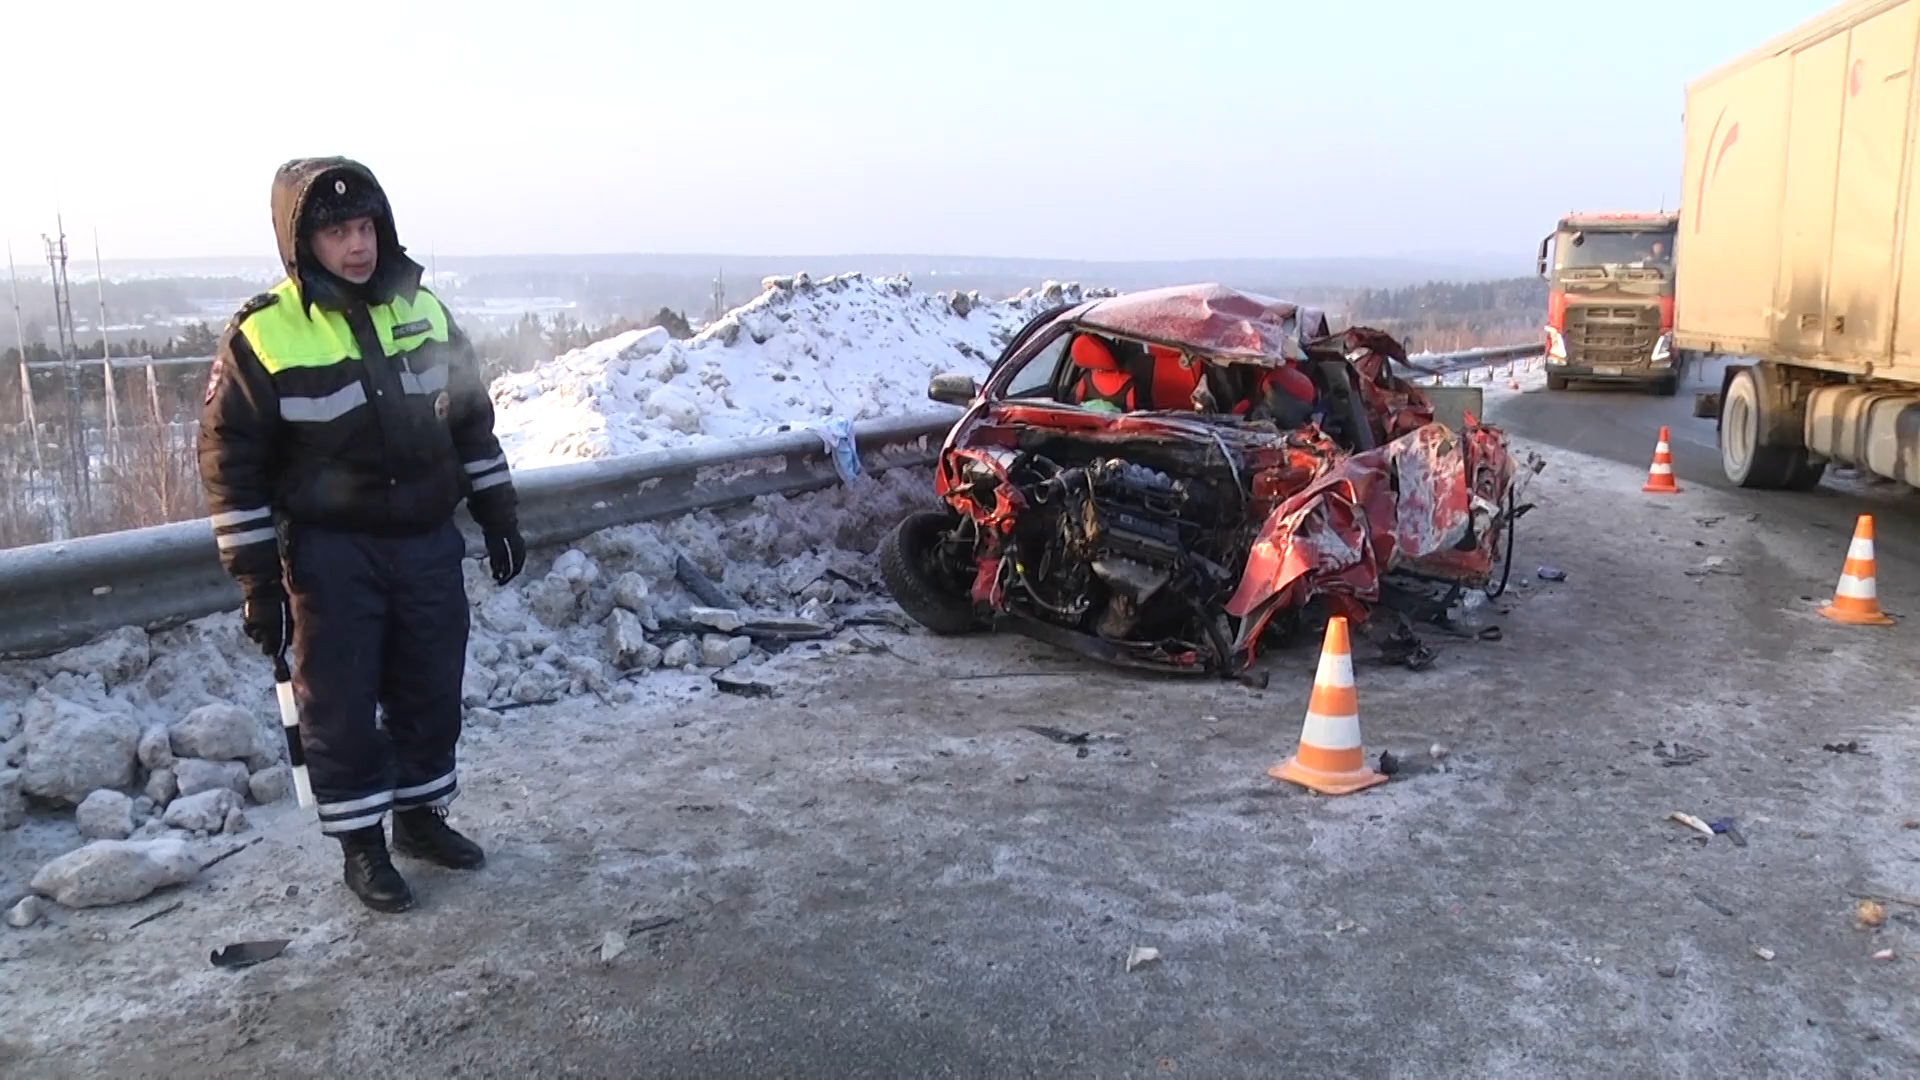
[1546,327,1567,362]
[1651,332,1673,363]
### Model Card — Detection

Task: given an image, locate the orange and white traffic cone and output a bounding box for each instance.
[1820,514,1895,626]
[1642,426,1680,494]
[1269,617,1387,796]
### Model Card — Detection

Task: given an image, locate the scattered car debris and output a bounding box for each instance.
[1653,741,1710,767]
[1685,556,1740,578]
[1125,945,1161,972]
[629,915,680,936]
[199,837,263,871]
[494,697,561,712]
[1021,725,1091,745]
[1856,900,1888,930]
[1752,946,1776,962]
[1692,888,1738,917]
[949,670,1081,682]
[1657,963,1679,978]
[127,900,185,930]
[1334,919,1359,933]
[841,610,916,633]
[1823,740,1866,754]
[1709,818,1748,847]
[711,672,775,698]
[1537,566,1568,582]
[1873,949,1896,961]
[675,553,744,611]
[1429,743,1450,761]
[1476,626,1503,642]
[210,939,290,970]
[598,929,629,964]
[1378,750,1401,776]
[1695,515,1725,528]
[1668,811,1716,839]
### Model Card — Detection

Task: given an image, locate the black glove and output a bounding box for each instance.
[241,583,290,658]
[485,527,527,585]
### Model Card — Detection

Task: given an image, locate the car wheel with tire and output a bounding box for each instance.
[879,510,980,635]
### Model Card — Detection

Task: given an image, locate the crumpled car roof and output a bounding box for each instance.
[1072,283,1330,363]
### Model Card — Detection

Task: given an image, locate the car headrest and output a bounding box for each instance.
[1070,334,1121,372]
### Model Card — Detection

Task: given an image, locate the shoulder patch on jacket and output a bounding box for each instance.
[228,291,279,330]
[204,353,226,404]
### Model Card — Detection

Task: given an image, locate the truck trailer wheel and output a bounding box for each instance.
[1719,366,1821,490]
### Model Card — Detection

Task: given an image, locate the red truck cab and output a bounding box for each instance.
[1536,211,1681,395]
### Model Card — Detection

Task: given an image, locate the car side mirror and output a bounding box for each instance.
[928,372,979,406]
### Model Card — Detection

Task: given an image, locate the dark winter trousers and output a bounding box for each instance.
[285,520,470,835]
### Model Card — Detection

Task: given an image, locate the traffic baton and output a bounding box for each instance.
[273,653,316,808]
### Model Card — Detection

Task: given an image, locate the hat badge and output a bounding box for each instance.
[334,179,347,194]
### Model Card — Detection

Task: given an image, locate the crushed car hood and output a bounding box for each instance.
[1224,419,1515,656]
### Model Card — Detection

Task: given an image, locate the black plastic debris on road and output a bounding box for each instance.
[1537,566,1568,582]
[210,939,291,970]
[1823,740,1867,755]
[1653,741,1710,767]
[712,672,775,698]
[1021,725,1091,745]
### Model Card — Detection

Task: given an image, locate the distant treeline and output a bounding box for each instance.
[3,322,221,367]
[1342,276,1545,352]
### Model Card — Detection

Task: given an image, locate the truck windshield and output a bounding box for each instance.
[1559,230,1674,269]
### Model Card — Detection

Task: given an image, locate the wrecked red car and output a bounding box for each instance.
[879,283,1524,677]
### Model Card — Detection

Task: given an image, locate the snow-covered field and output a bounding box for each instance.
[490,274,1105,468]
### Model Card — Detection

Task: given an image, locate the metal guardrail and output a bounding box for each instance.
[0,342,1544,659]
[0,410,958,658]
[1400,342,1543,377]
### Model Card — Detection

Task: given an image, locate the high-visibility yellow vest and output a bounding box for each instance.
[240,278,450,374]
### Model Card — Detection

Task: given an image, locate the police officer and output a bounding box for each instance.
[198,157,527,913]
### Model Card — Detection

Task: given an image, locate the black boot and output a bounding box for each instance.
[392,807,486,870]
[339,825,413,913]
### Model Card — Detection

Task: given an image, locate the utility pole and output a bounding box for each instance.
[94,232,118,435]
[7,241,41,468]
[44,217,90,529]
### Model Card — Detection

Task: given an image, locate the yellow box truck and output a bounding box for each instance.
[1679,0,1920,489]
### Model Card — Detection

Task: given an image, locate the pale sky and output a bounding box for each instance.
[3,0,1833,263]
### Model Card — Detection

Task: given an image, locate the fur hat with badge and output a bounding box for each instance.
[302,170,387,235]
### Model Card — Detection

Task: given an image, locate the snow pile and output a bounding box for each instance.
[0,469,938,908]
[491,274,1108,468]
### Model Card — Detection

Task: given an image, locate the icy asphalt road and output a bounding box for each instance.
[1495,356,1920,600]
[6,379,1920,1079]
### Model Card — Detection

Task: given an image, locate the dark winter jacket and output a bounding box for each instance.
[197,157,517,594]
